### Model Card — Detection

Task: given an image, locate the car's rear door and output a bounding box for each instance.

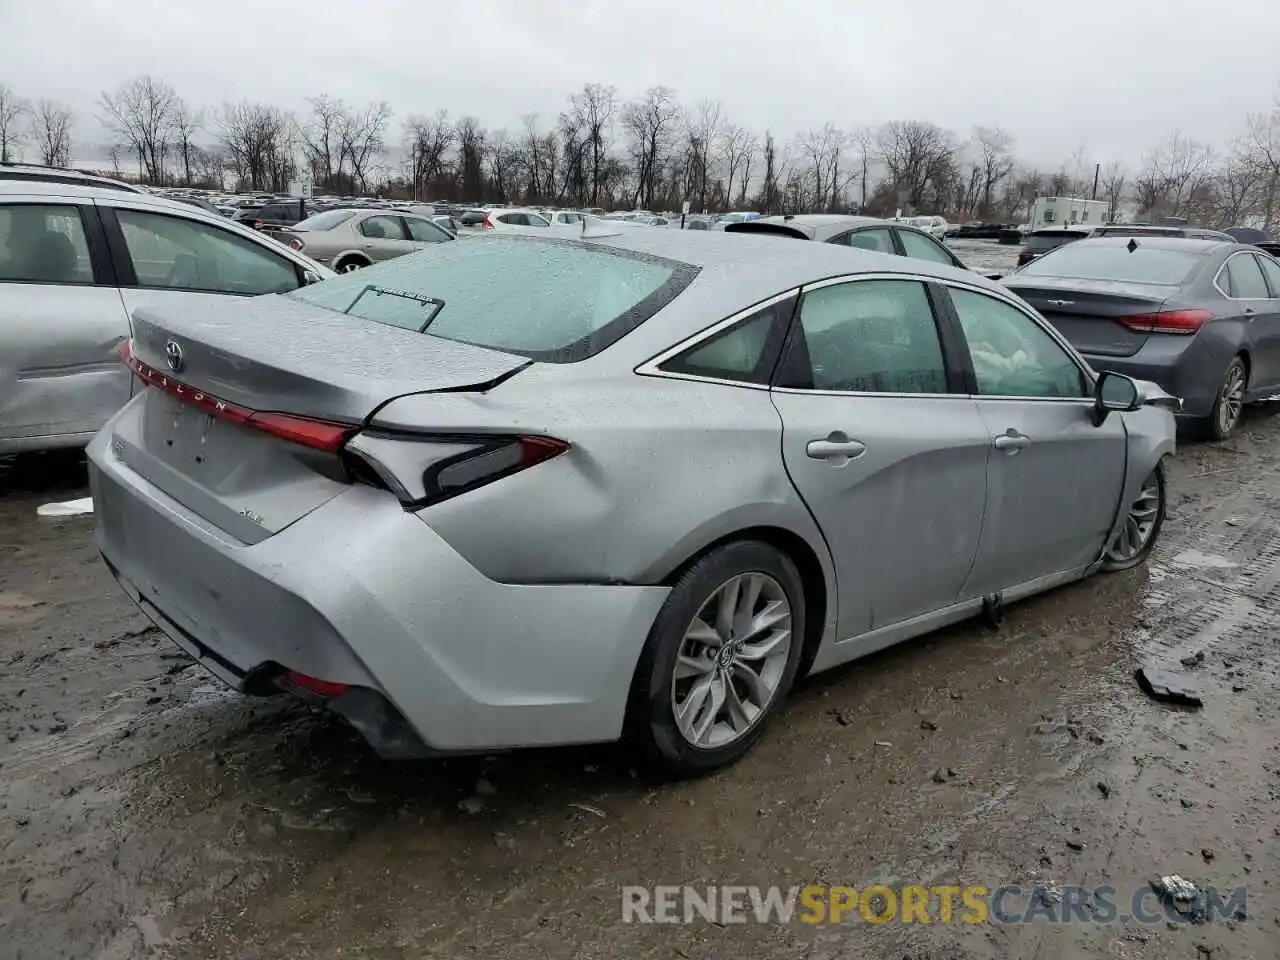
[938,283,1127,595]
[97,199,309,326]
[358,214,419,261]
[769,275,991,640]
[0,195,132,448]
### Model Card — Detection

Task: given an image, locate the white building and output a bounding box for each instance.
[1029,196,1111,231]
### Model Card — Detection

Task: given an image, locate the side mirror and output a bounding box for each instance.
[1092,371,1141,425]
[302,270,323,286]
[984,272,1003,281]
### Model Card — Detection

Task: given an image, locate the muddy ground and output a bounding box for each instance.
[3,241,1280,959]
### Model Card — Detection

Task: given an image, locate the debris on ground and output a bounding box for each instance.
[1152,874,1199,901]
[1135,665,1204,707]
[1180,651,1206,668]
[568,802,606,818]
[920,719,938,731]
[874,740,893,748]
[830,708,853,726]
[1201,848,1215,861]
[1097,781,1112,798]
[457,796,486,815]
[1066,839,1085,851]
[35,497,93,518]
[930,767,958,784]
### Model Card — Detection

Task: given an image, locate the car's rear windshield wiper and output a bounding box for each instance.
[342,284,445,332]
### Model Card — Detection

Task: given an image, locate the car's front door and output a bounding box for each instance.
[940,284,1127,595]
[0,198,132,448]
[1234,252,1280,393]
[769,276,991,639]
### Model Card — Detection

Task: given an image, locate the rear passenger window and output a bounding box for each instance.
[1257,255,1280,297]
[1224,254,1270,298]
[660,296,794,384]
[0,204,94,285]
[897,229,957,266]
[777,280,948,394]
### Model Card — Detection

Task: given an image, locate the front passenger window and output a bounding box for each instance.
[897,229,957,267]
[115,209,300,296]
[949,288,1087,398]
[777,280,948,393]
[844,228,894,254]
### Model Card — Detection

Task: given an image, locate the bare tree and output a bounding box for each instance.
[1099,161,1127,221]
[756,131,782,213]
[1240,101,1280,230]
[875,120,958,211]
[796,123,847,212]
[1135,130,1216,220]
[404,109,454,201]
[0,83,29,162]
[486,129,523,202]
[719,122,756,211]
[98,76,178,182]
[681,99,723,211]
[851,126,874,211]
[973,126,1014,217]
[339,101,392,193]
[455,116,487,202]
[299,94,347,189]
[33,99,72,167]
[569,83,617,205]
[218,101,294,192]
[621,86,680,209]
[173,98,203,186]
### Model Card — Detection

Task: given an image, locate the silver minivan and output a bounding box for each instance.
[0,181,331,454]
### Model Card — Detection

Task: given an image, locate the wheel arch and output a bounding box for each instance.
[655,522,834,679]
[332,249,371,269]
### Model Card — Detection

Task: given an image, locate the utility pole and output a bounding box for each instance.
[1091,162,1100,200]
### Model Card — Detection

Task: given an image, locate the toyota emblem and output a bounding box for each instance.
[164,339,184,373]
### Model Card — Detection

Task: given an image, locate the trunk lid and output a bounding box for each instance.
[1004,277,1176,358]
[116,295,530,542]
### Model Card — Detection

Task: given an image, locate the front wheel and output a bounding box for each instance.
[335,257,368,274]
[625,540,806,777]
[1101,461,1166,571]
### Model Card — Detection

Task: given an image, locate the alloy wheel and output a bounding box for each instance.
[1218,362,1246,437]
[1104,470,1163,564]
[338,260,364,273]
[670,572,792,749]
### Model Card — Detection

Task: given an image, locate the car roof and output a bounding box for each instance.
[726,214,888,241]
[0,163,146,194]
[588,226,983,293]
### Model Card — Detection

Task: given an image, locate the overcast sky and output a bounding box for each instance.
[3,0,1278,168]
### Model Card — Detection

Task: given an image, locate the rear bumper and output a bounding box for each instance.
[1081,334,1219,419]
[87,427,669,755]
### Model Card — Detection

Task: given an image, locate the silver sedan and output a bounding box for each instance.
[88,232,1175,776]
[283,208,454,272]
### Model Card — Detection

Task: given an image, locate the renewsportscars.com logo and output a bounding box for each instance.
[621,884,1247,926]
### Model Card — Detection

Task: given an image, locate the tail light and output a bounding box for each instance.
[1118,309,1212,335]
[482,215,494,230]
[343,431,569,508]
[118,339,357,453]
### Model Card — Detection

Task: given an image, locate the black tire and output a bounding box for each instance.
[625,540,806,778]
[1101,460,1167,572]
[334,256,369,273]
[1202,356,1247,441]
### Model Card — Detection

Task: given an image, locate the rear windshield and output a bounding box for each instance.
[296,209,356,230]
[287,234,698,362]
[1018,243,1205,284]
[1025,232,1089,252]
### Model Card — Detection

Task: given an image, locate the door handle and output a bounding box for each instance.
[992,430,1031,453]
[806,432,867,462]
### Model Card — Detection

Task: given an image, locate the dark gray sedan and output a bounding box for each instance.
[1004,236,1280,439]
